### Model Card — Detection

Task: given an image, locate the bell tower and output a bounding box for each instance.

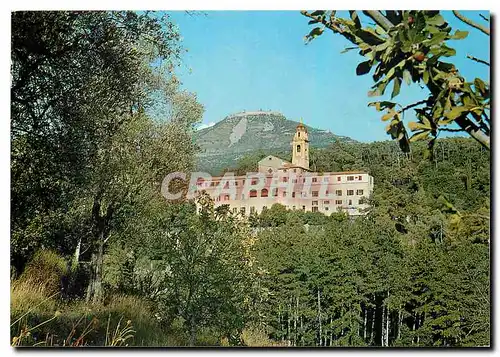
[291,118,309,170]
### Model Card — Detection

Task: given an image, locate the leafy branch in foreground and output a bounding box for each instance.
[301,10,490,153]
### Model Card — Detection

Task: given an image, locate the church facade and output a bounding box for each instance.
[195,121,374,216]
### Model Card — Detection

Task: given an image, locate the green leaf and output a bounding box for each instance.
[340,46,358,54]
[368,101,396,111]
[408,121,431,131]
[311,10,325,17]
[426,13,445,27]
[445,106,469,120]
[423,70,429,84]
[306,27,324,41]
[409,130,430,142]
[391,77,401,99]
[474,78,487,96]
[425,31,448,47]
[349,11,361,29]
[450,30,469,40]
[403,69,412,85]
[440,44,457,57]
[356,61,372,76]
[381,110,397,121]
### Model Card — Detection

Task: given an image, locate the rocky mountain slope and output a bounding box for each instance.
[193,111,355,174]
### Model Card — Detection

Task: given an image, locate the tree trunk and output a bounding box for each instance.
[287,302,291,345]
[381,304,386,347]
[86,195,114,304]
[370,305,376,345]
[294,297,298,347]
[385,291,390,347]
[72,237,81,269]
[317,289,322,346]
[86,237,104,304]
[188,315,197,346]
[363,306,367,340]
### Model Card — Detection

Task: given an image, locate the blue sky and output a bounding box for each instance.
[168,11,490,142]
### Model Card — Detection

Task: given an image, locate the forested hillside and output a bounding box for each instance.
[10,11,489,348]
[248,138,490,347]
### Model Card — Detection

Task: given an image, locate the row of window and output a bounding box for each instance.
[200,175,365,187]
[231,199,362,215]
[215,188,364,201]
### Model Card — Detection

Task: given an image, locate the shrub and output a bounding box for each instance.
[17,249,69,296]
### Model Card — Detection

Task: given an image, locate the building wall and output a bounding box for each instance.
[258,155,291,174]
[196,171,374,216]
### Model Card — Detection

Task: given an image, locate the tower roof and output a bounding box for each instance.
[296,118,307,131]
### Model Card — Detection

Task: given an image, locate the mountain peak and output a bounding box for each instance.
[194,111,355,174]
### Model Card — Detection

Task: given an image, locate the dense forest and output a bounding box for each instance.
[10,11,489,347]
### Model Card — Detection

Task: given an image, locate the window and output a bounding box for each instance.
[348,199,352,206]
[312,207,319,212]
[210,181,216,186]
[325,207,329,211]
[283,177,288,182]
[235,181,238,186]
[292,179,297,183]
[326,190,329,196]
[347,190,354,196]
[272,188,278,197]
[249,190,257,198]
[335,200,342,205]
[324,200,330,204]
[283,191,287,197]
[250,206,256,214]
[302,206,306,211]
[312,191,318,197]
[358,175,363,180]
[268,157,272,160]
[336,190,342,196]
[232,207,237,213]
[297,145,301,153]
[251,179,258,185]
[293,169,297,173]
[224,195,230,201]
[298,132,300,137]
[323,177,329,182]
[312,201,318,206]
[240,207,246,214]
[356,189,364,195]
[283,169,287,173]
[347,176,354,181]
[292,192,296,198]
[268,168,273,174]
[337,176,341,182]
[261,188,268,197]
[312,177,318,183]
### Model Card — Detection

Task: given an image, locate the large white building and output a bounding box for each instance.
[195,121,374,216]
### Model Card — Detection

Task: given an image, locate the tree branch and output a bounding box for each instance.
[452,11,490,36]
[466,54,490,66]
[399,99,428,114]
[455,115,490,150]
[479,13,489,22]
[362,11,395,31]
